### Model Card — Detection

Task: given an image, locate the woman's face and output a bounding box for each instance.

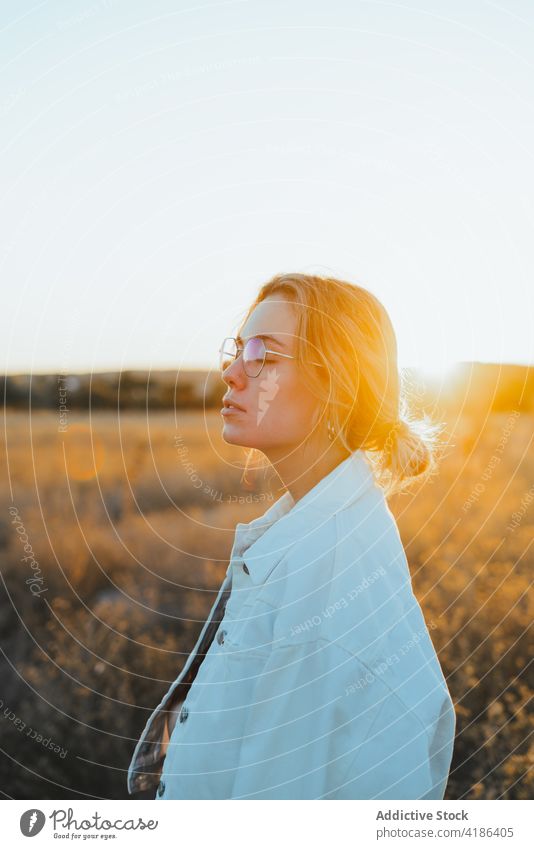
[220,295,324,459]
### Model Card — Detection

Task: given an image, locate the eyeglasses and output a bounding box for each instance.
[218,336,325,378]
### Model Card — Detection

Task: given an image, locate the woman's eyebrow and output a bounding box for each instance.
[236,333,286,349]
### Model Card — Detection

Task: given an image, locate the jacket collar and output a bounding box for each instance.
[229,449,375,586]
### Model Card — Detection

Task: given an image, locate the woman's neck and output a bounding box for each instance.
[267,441,351,505]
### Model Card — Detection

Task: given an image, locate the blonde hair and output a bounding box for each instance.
[238,272,446,498]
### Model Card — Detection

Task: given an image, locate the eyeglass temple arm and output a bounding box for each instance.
[264,349,325,368]
[219,342,324,369]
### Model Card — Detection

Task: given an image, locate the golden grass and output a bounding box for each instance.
[0,409,532,799]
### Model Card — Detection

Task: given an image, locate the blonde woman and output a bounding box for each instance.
[128,273,456,800]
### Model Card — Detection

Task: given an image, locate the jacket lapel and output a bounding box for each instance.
[242,449,375,586]
[128,448,376,795]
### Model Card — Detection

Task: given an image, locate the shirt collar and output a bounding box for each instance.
[228,449,375,586]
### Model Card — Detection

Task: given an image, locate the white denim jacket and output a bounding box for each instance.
[127,450,455,800]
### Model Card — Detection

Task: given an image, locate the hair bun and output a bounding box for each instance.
[382,420,404,454]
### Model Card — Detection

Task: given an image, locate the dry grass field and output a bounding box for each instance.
[0,408,532,799]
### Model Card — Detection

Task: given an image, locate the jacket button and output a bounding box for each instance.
[179,705,189,723]
[157,780,165,797]
[217,629,227,645]
[242,563,250,574]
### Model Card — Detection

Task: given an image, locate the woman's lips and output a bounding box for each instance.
[221,405,245,416]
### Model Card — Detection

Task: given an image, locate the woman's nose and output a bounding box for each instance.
[222,355,247,387]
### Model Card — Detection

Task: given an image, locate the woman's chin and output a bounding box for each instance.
[221,425,246,446]
[221,425,260,450]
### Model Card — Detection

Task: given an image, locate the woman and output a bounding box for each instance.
[127,272,456,800]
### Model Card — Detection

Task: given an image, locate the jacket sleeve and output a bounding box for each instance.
[332,685,456,800]
[228,636,445,800]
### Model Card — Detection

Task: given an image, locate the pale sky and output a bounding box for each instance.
[2,0,533,378]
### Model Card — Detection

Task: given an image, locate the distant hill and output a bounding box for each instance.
[1,363,533,413]
[1,369,225,410]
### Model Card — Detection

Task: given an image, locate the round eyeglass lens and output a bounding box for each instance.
[219,337,237,372]
[243,337,265,376]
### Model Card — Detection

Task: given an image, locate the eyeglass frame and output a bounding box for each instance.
[218,335,325,378]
